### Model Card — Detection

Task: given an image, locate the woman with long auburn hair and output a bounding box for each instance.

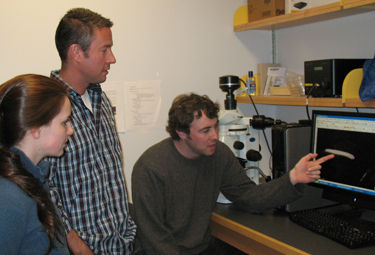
[0,74,72,254]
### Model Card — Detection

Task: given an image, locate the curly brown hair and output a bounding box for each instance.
[166,93,220,140]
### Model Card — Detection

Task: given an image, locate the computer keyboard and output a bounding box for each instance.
[289,209,375,249]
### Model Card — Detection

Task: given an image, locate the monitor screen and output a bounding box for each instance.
[311,110,375,211]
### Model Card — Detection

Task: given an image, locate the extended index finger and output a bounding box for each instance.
[315,154,335,164]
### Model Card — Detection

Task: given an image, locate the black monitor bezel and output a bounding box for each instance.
[309,110,375,211]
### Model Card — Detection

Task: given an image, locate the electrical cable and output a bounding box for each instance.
[305,85,317,120]
[244,166,271,182]
[262,129,272,154]
[239,78,259,115]
[237,78,291,181]
[239,78,273,154]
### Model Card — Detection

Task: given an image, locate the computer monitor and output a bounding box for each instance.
[311,110,375,212]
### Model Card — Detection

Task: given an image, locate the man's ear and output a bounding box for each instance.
[175,130,188,140]
[30,128,41,139]
[69,44,84,62]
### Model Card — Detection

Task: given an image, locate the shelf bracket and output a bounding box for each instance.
[272,30,276,64]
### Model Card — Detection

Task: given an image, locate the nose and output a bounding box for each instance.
[212,126,219,140]
[67,122,74,136]
[108,49,116,64]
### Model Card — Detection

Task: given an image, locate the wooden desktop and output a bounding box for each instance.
[210,203,375,255]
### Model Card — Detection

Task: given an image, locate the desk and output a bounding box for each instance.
[210,203,375,255]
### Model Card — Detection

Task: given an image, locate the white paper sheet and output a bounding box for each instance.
[263,67,287,95]
[101,81,125,133]
[124,80,162,133]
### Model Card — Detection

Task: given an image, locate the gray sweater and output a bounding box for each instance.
[132,138,303,255]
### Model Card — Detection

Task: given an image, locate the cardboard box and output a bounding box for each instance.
[285,0,310,14]
[248,0,285,22]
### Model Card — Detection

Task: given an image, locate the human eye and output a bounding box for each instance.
[63,117,72,126]
[200,127,212,134]
[102,46,112,53]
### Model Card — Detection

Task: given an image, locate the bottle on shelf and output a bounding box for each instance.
[246,71,256,96]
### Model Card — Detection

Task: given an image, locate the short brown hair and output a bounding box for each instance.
[166,93,220,140]
[55,8,113,62]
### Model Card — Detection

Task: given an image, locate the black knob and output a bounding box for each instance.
[321,81,331,90]
[233,141,244,150]
[246,149,262,161]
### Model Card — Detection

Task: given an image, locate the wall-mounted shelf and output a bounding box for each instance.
[236,95,342,107]
[234,2,375,108]
[237,95,375,108]
[234,1,375,31]
[343,98,375,108]
[237,68,375,108]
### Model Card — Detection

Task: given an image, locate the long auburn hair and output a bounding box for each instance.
[0,74,69,254]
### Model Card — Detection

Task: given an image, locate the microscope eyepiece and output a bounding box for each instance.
[219,75,240,87]
[219,75,241,110]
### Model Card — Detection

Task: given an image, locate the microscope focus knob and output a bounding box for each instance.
[246,149,262,162]
[233,141,245,150]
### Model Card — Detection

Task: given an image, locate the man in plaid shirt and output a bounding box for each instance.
[48,8,136,254]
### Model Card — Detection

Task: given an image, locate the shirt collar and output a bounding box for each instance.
[10,147,50,183]
[51,69,102,94]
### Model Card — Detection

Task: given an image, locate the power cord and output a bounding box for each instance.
[239,78,260,115]
[244,166,272,182]
[239,78,273,154]
[238,78,285,181]
[306,84,319,120]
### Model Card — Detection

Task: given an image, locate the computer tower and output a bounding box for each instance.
[272,123,335,212]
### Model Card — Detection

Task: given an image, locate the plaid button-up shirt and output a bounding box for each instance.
[48,70,136,255]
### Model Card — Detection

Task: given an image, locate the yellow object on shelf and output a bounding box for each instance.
[233,6,248,26]
[237,74,259,97]
[342,68,363,103]
[253,74,259,96]
[270,86,302,96]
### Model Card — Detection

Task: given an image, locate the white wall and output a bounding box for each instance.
[2,1,374,197]
[0,1,272,199]
[237,11,375,175]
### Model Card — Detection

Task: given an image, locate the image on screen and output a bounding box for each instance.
[312,111,375,198]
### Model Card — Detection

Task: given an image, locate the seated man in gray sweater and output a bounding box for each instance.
[131,93,334,255]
